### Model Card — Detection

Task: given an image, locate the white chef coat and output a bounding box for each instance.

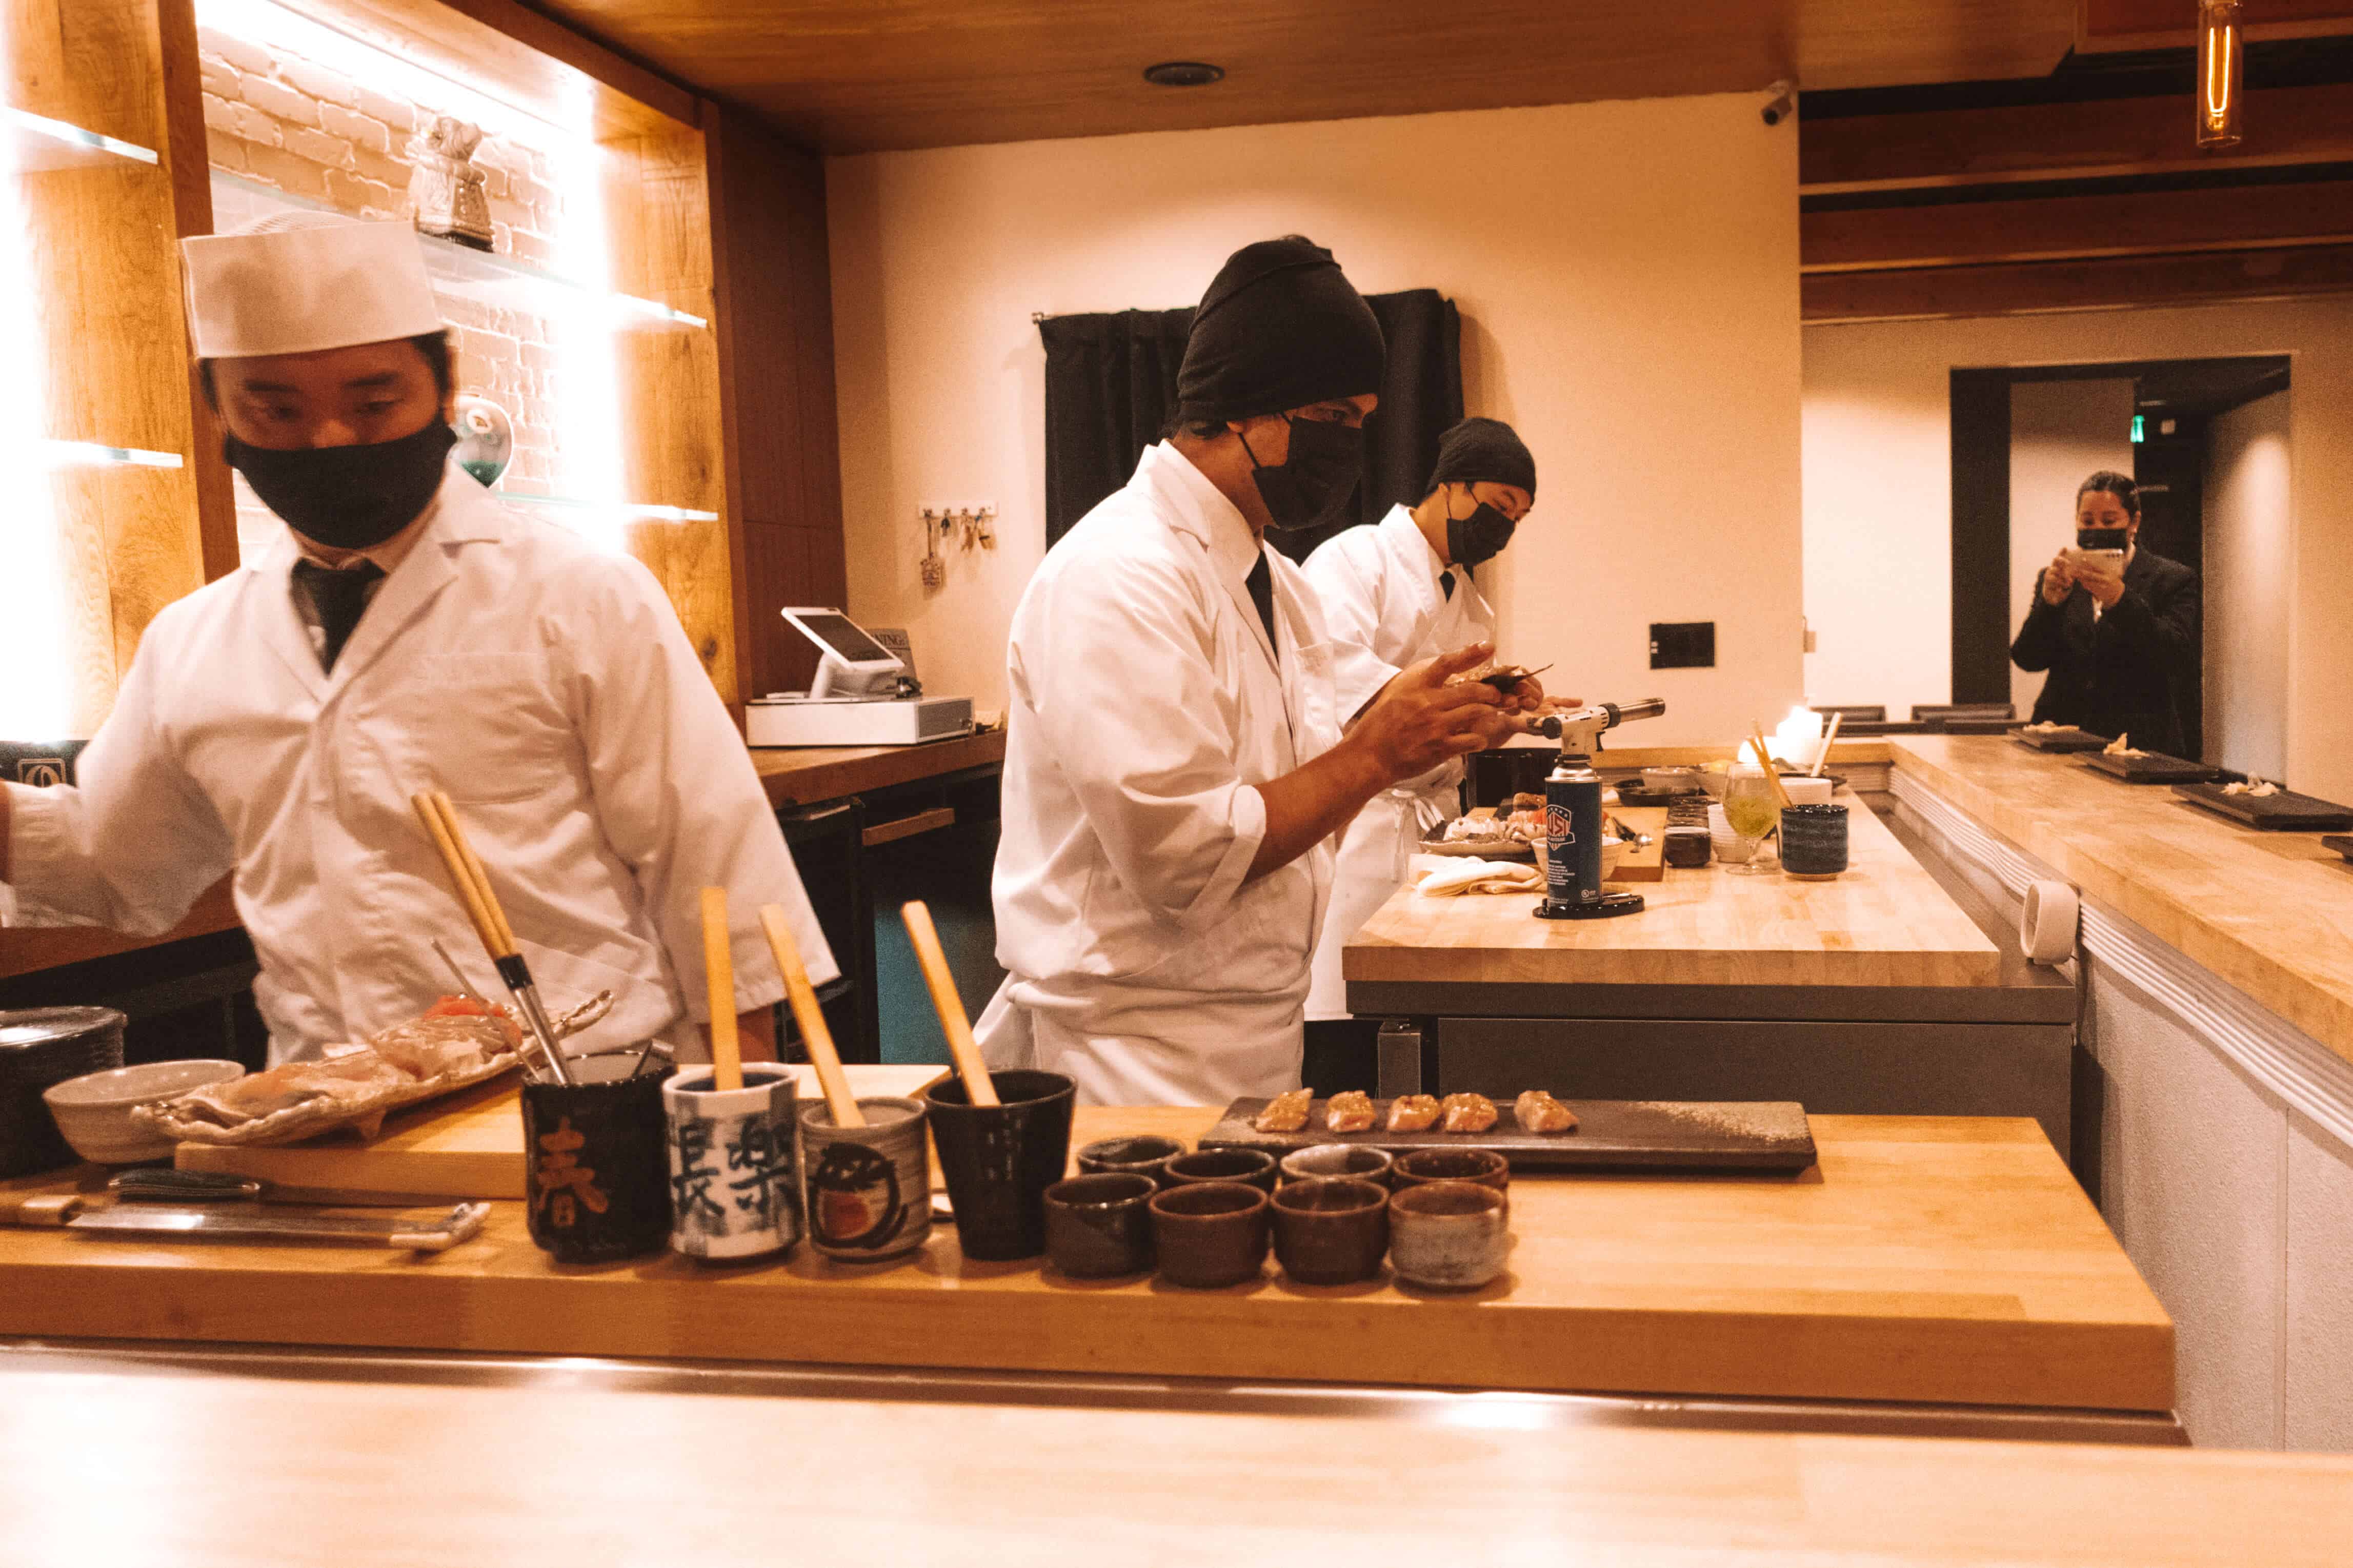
[978,441,1344,1106]
[3,466,835,1064]
[1300,504,1494,1021]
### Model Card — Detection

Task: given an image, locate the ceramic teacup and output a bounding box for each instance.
[1043,1172,1157,1278]
[1162,1147,1278,1193]
[1270,1176,1390,1286]
[1149,1179,1270,1289]
[1389,1180,1510,1291]
[1076,1134,1189,1188]
[1278,1143,1395,1188]
[1392,1146,1510,1202]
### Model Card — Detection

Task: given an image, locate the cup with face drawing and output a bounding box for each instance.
[798,1095,930,1262]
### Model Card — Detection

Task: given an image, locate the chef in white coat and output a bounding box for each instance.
[1300,417,1546,1090]
[0,212,833,1064]
[980,236,1522,1106]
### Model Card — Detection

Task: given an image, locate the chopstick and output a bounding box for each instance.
[759,904,862,1127]
[1747,725,1795,812]
[701,886,743,1094]
[1812,714,1843,777]
[410,791,572,1085]
[901,900,999,1107]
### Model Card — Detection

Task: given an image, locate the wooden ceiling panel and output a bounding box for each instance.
[1802,179,2353,271]
[531,1,2079,152]
[1802,240,2353,320]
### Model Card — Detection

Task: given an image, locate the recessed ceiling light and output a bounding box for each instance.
[1143,60,1225,88]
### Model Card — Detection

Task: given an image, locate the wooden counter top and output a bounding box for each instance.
[0,1109,2171,1413]
[752,727,1004,806]
[1893,737,2353,1068]
[1346,786,2000,992]
[0,1350,2333,1566]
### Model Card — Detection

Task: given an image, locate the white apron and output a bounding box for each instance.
[1300,505,1494,1021]
[977,442,1344,1105]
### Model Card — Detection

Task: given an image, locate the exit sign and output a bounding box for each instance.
[2131,415,2145,443]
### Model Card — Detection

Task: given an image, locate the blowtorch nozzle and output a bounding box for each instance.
[1538,698,1667,743]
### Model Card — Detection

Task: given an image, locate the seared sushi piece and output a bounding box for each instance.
[1324,1090,1375,1133]
[1441,1092,1499,1134]
[1253,1088,1314,1133]
[1514,1090,1578,1134]
[1386,1094,1441,1132]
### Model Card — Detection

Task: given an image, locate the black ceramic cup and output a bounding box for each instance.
[521,1055,673,1264]
[1780,802,1851,880]
[1150,1179,1271,1289]
[1270,1176,1390,1286]
[1043,1172,1157,1278]
[1076,1134,1189,1187]
[1162,1147,1279,1193]
[1392,1146,1510,1202]
[924,1069,1076,1261]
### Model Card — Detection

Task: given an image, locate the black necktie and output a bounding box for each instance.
[1441,569,1456,601]
[293,558,385,673]
[1244,553,1279,653]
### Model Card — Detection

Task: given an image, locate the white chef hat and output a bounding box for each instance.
[182,211,445,359]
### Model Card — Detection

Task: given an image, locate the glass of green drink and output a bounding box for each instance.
[1722,763,1779,874]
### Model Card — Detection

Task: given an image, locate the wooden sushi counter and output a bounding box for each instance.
[0,1106,2174,1433]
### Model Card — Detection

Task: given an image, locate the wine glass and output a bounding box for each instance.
[1721,763,1779,875]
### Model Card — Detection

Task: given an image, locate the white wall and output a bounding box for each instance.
[1802,297,2353,805]
[2006,380,2135,720]
[827,94,1804,746]
[2205,391,2293,781]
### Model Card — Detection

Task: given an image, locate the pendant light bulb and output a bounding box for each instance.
[2196,0,2243,151]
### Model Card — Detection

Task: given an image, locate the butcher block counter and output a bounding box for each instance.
[0,1107,2173,1428]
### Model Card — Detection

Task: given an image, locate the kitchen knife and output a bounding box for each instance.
[3,1192,489,1251]
[108,1166,465,1210]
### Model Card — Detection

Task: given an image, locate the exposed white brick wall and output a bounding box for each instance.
[198,23,597,559]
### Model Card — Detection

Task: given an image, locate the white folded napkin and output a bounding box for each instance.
[1415,858,1544,897]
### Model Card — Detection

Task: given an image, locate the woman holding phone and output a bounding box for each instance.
[2010,471,2202,756]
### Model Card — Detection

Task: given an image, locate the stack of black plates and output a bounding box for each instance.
[0,1007,126,1176]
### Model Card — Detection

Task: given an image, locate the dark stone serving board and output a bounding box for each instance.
[2172,782,2353,832]
[2322,835,2353,864]
[2083,752,2223,784]
[2013,728,2112,754]
[1201,1097,1817,1175]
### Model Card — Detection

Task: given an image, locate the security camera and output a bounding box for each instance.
[1761,78,1797,127]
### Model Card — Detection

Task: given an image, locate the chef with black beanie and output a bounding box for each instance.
[1301,416,1551,1090]
[977,236,1520,1106]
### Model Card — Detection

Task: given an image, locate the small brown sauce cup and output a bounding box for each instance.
[1149,1179,1270,1289]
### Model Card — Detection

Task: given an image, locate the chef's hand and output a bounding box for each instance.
[1500,675,1546,715]
[1354,643,1516,782]
[2076,555,2127,608]
[2041,553,2077,605]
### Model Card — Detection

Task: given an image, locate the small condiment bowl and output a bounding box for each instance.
[1389,1180,1511,1291]
[1043,1172,1157,1278]
[1270,1176,1390,1286]
[1391,1146,1510,1201]
[1076,1134,1189,1188]
[1278,1143,1395,1187]
[1149,1180,1270,1289]
[42,1059,243,1166]
[1162,1147,1278,1193]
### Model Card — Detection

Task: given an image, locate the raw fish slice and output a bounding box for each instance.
[1386,1094,1440,1132]
[177,1052,415,1126]
[1441,1092,1499,1134]
[368,1011,517,1080]
[1253,1089,1313,1133]
[1324,1090,1375,1133]
[1514,1090,1578,1134]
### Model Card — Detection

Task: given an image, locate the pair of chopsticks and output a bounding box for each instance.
[411,791,572,1085]
[1746,724,1796,813]
[699,890,998,1117]
[1811,713,1843,777]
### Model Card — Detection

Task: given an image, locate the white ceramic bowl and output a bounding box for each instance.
[43,1058,244,1165]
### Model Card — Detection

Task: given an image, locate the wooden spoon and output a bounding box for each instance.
[901,901,998,1107]
[759,904,862,1128]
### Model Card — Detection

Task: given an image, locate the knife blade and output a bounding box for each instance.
[6,1193,488,1251]
[109,1167,467,1210]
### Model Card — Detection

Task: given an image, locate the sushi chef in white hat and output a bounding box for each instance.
[979,236,1525,1107]
[0,212,833,1066]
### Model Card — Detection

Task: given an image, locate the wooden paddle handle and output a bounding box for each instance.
[411,793,508,960]
[1748,730,1795,812]
[433,791,518,956]
[901,900,997,1107]
[760,904,862,1128]
[701,886,743,1093]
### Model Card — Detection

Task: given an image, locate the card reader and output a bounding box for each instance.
[746,607,975,747]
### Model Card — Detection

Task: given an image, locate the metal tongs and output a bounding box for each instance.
[411,790,572,1084]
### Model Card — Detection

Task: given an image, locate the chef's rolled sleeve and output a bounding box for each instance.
[1021,556,1268,935]
[556,555,836,1020]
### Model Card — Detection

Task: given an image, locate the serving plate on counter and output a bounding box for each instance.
[2083,752,2224,785]
[1201,1096,1816,1174]
[2013,727,2113,754]
[2171,783,2353,831]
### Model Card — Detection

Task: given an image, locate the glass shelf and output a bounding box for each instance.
[7,108,159,174]
[44,441,183,470]
[496,491,717,522]
[210,171,708,331]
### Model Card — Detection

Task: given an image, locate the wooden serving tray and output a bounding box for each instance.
[2084,752,2223,784]
[1201,1096,1817,1174]
[2013,727,2112,754]
[2171,783,2353,832]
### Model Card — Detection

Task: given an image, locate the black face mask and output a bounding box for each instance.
[226,420,457,552]
[1445,489,1520,571]
[2076,524,2131,552]
[1240,415,1365,533]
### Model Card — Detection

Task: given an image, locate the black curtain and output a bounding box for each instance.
[1040,289,1463,562]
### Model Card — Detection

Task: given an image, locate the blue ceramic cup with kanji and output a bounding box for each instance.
[663,1064,802,1262]
[520,1055,672,1264]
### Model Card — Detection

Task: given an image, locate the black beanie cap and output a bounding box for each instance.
[1427,416,1536,500]
[1173,236,1386,426]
